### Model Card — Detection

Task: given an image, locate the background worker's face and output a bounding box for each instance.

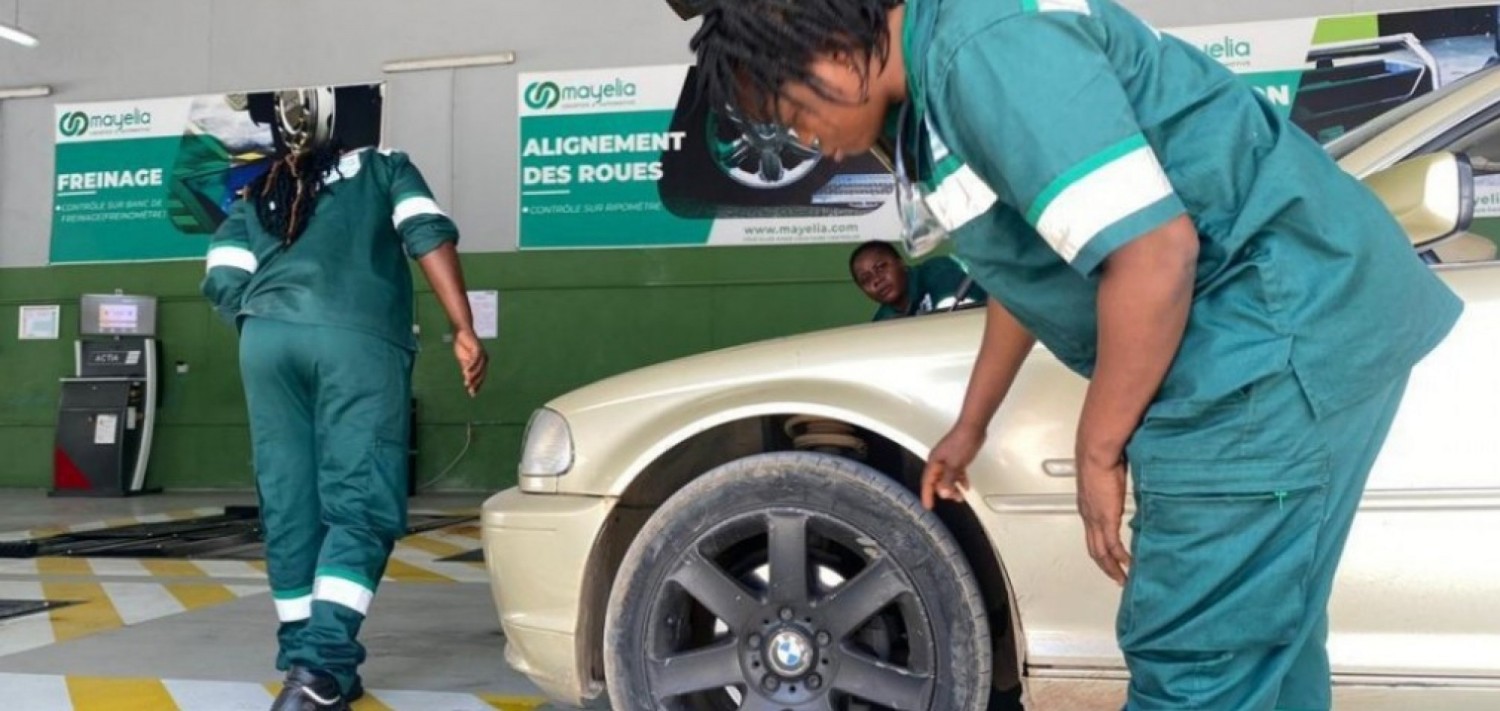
[776,53,892,161]
[853,249,908,306]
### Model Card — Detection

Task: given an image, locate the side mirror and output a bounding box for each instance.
[1363,151,1475,250]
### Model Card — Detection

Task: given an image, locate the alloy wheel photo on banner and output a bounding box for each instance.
[50,84,384,264]
[518,65,899,250]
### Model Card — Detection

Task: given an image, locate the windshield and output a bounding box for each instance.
[1325,66,1497,160]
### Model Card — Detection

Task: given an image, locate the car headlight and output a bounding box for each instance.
[519,408,573,480]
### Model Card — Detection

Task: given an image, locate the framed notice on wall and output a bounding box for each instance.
[18,305,61,341]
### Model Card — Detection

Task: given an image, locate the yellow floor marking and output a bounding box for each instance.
[104,516,142,528]
[383,558,455,583]
[166,509,207,521]
[397,535,467,558]
[29,526,68,538]
[42,582,124,642]
[264,681,397,709]
[248,560,269,573]
[67,676,179,711]
[142,559,208,578]
[164,582,237,611]
[36,557,92,576]
[352,693,396,710]
[480,694,549,710]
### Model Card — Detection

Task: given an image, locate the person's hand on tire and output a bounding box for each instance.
[922,422,986,509]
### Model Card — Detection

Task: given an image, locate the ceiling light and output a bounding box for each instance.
[0,22,38,48]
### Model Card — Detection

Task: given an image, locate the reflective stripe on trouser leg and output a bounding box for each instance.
[273,589,314,622]
[1117,370,1411,711]
[313,572,376,615]
[289,325,413,696]
[240,318,326,674]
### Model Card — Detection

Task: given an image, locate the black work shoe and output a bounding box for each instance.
[269,666,350,711]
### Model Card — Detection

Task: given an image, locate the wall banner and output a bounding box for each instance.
[1167,6,1500,143]
[518,65,897,250]
[51,83,383,264]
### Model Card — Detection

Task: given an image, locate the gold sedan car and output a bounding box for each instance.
[482,68,1500,711]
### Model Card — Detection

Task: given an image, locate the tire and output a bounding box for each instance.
[604,452,991,711]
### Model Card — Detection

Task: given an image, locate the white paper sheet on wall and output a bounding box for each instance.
[468,290,500,340]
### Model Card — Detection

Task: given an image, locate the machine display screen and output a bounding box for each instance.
[79,294,157,337]
[100,304,138,331]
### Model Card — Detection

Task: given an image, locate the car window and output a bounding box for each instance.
[1326,67,1493,161]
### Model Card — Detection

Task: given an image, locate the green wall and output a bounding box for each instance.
[0,246,870,492]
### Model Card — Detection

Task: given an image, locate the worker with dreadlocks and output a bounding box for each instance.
[201,86,487,711]
[680,0,1462,709]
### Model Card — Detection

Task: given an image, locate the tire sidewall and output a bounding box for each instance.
[604,452,992,711]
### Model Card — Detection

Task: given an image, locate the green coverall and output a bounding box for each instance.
[202,148,459,695]
[872,255,987,321]
[898,0,1463,707]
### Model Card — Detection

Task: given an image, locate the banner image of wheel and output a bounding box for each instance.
[517,64,899,249]
[657,68,894,221]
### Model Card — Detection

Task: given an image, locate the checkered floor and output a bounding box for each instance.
[0,505,555,711]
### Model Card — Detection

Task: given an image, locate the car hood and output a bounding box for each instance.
[547,309,987,418]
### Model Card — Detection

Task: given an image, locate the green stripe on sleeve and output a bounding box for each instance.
[1025,133,1148,226]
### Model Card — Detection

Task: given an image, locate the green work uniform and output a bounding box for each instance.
[201,148,458,695]
[872,255,987,321]
[899,0,1463,708]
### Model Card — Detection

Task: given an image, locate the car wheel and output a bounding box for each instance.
[604,452,992,711]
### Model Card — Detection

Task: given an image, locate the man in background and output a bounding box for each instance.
[850,240,984,321]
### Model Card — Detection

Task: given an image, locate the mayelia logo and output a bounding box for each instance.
[525,82,561,111]
[1201,36,1253,61]
[526,78,639,110]
[59,111,90,137]
[59,108,153,137]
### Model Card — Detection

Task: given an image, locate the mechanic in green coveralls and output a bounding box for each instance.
[849,239,985,320]
[679,0,1464,708]
[201,87,487,711]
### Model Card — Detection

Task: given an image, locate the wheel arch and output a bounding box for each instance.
[574,406,1024,698]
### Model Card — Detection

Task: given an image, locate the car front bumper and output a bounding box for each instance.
[481,487,614,707]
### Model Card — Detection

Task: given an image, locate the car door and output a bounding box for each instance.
[1320,94,1500,687]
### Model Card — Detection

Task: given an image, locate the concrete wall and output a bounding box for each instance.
[0,0,1492,266]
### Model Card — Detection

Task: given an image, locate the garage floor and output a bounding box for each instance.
[0,492,567,711]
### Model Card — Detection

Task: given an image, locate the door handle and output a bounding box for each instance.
[1042,459,1077,477]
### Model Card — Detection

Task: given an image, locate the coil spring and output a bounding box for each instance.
[783,416,868,460]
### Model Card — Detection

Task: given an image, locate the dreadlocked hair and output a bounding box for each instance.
[245,141,345,246]
[691,0,902,123]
